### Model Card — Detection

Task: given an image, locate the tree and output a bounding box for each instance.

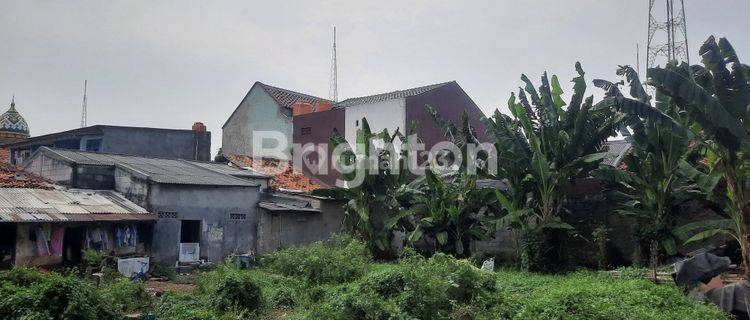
[431,63,618,271]
[323,118,415,259]
[644,36,750,278]
[401,169,498,258]
[593,65,703,274]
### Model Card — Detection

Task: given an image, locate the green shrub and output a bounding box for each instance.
[261,234,371,284]
[156,291,217,320]
[212,272,262,314]
[0,268,118,320]
[100,277,154,314]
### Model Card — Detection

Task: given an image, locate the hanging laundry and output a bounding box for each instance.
[49,227,64,257]
[35,228,50,256]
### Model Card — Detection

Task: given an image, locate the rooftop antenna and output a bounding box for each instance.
[329,26,338,102]
[636,43,641,76]
[646,0,689,72]
[80,80,88,128]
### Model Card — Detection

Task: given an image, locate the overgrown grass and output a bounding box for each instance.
[0,236,731,319]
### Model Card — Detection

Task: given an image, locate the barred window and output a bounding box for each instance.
[230,213,247,220]
[158,211,178,219]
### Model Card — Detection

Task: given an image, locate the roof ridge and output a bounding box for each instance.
[336,81,455,108]
[258,82,332,105]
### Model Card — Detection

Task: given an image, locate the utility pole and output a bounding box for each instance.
[329,27,338,102]
[80,80,88,128]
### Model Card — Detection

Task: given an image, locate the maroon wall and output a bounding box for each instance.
[292,108,345,187]
[405,82,491,149]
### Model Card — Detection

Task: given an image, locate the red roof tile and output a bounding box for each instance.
[0,162,52,189]
[227,154,323,192]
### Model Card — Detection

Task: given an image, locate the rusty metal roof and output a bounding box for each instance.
[0,188,155,223]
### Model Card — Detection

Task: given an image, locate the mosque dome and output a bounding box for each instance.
[0,97,29,136]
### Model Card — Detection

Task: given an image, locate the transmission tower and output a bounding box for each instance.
[80,80,88,128]
[329,27,338,102]
[646,0,689,71]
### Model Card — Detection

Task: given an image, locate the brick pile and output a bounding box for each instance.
[227,154,323,192]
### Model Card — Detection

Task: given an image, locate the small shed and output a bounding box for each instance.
[257,191,345,253]
[0,188,155,268]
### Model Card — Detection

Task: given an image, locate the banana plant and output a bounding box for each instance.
[400,169,498,258]
[644,36,750,279]
[428,63,617,271]
[592,64,703,272]
[323,118,416,259]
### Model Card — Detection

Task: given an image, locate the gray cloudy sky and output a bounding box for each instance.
[1,1,748,156]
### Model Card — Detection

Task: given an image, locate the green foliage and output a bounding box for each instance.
[593,65,702,268]
[156,291,218,320]
[324,119,417,259]
[401,170,499,257]
[211,272,261,314]
[99,276,154,315]
[260,235,371,284]
[0,268,119,320]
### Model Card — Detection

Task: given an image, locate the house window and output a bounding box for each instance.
[85,138,102,152]
[158,211,178,219]
[230,213,247,220]
[355,120,359,127]
[300,127,312,136]
[180,220,201,243]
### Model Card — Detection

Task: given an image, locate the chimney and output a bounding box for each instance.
[192,122,207,132]
[315,101,333,112]
[292,102,313,116]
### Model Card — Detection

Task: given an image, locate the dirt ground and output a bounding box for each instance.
[144,280,195,293]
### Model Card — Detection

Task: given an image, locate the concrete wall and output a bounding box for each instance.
[292,108,346,186]
[23,153,73,185]
[344,98,406,152]
[257,194,345,253]
[222,86,292,158]
[102,127,211,161]
[146,184,261,265]
[405,82,490,149]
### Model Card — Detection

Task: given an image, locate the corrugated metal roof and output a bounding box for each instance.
[259,201,320,213]
[188,161,269,179]
[258,82,332,109]
[335,81,453,108]
[0,188,155,223]
[39,148,258,187]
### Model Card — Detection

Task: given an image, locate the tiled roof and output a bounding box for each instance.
[34,148,258,187]
[258,82,332,109]
[335,81,453,108]
[0,188,155,222]
[227,154,323,192]
[0,161,51,189]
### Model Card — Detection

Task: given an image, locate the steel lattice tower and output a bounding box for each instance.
[646,0,689,71]
[80,80,88,128]
[329,27,338,102]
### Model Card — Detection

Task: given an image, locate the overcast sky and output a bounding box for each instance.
[1,1,748,156]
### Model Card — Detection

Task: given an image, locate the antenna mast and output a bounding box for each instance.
[80,80,88,128]
[646,0,689,71]
[329,27,338,102]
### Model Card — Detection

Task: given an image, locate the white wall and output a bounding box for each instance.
[344,98,406,152]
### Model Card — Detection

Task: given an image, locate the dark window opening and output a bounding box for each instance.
[63,226,86,264]
[355,120,359,127]
[180,220,201,243]
[0,225,16,268]
[301,127,312,135]
[85,138,102,152]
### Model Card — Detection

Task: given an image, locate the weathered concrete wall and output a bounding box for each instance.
[257,195,345,253]
[222,87,291,158]
[74,165,115,190]
[23,153,73,185]
[114,167,150,208]
[146,184,261,265]
[102,127,211,161]
[292,108,346,187]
